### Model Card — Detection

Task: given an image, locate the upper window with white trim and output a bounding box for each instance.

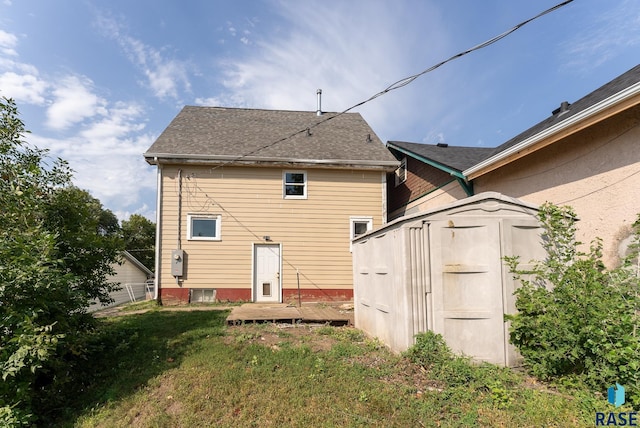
[283,171,307,199]
[395,158,407,187]
[350,216,373,251]
[187,214,222,241]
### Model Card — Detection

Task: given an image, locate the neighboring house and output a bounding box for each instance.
[387,141,493,213]
[89,251,153,312]
[387,64,640,266]
[144,106,398,305]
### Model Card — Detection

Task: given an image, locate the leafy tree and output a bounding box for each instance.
[0,97,123,425]
[43,186,123,306]
[121,213,155,271]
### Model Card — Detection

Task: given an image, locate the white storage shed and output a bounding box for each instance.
[352,192,546,366]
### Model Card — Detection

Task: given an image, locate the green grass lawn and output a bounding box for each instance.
[51,308,605,427]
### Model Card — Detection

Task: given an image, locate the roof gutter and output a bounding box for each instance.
[144,152,399,170]
[387,142,474,196]
[463,79,640,180]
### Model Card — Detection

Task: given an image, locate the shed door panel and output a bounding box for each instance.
[501,219,546,366]
[430,220,505,365]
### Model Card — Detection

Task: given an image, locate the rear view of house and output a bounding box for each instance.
[145,106,398,304]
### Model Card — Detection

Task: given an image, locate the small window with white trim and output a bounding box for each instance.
[395,158,407,187]
[187,214,222,241]
[350,216,373,251]
[283,171,307,199]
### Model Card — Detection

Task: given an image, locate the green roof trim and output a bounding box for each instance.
[387,142,474,196]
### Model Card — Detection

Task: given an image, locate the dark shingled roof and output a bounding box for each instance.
[145,106,398,168]
[488,64,640,158]
[388,141,494,172]
[391,64,640,177]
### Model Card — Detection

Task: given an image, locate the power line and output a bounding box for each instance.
[170,0,574,285]
[205,0,573,173]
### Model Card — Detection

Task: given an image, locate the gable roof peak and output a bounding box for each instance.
[145,105,399,169]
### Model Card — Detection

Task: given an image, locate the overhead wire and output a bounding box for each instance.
[170,0,574,287]
[203,0,574,173]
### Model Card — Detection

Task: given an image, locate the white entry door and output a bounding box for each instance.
[254,244,281,302]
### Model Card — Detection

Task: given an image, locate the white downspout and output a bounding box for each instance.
[381,172,388,223]
[153,161,162,301]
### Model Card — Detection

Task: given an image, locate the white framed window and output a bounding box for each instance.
[395,157,407,187]
[283,171,307,199]
[350,216,373,251]
[187,214,222,241]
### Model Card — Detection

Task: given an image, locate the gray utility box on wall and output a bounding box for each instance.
[352,192,547,367]
[171,249,184,277]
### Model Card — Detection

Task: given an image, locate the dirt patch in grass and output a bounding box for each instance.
[224,323,342,352]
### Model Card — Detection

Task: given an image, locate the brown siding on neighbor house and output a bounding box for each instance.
[157,165,385,302]
[387,156,454,218]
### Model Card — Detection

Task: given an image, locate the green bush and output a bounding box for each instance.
[405,331,520,411]
[505,203,640,407]
[0,97,123,425]
[404,331,452,372]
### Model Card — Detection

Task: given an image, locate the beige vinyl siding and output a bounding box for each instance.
[158,165,385,292]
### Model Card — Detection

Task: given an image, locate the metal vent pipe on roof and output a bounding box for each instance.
[316,89,322,116]
[552,101,571,115]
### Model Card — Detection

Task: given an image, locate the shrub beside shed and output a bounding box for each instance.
[352,192,546,366]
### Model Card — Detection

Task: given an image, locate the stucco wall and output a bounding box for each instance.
[475,106,640,266]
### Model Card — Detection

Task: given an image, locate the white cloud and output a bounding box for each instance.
[0,18,156,219]
[227,22,236,37]
[211,1,451,142]
[560,0,640,71]
[0,71,47,104]
[0,30,49,104]
[79,102,146,143]
[115,203,156,222]
[95,13,191,100]
[30,103,157,215]
[46,75,107,130]
[0,29,18,56]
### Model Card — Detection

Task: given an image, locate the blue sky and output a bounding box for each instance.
[1,0,639,221]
